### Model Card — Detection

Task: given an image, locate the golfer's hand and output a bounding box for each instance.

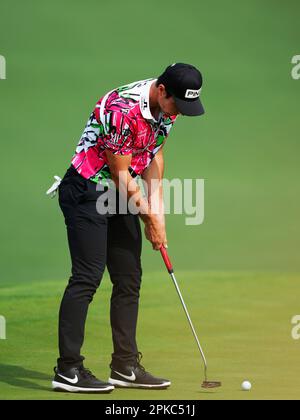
[144,218,167,250]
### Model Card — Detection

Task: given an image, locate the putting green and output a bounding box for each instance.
[1,0,300,401]
[0,271,299,400]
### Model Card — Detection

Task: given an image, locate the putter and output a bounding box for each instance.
[160,245,221,389]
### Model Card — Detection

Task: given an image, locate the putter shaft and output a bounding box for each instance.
[170,272,208,381]
[160,246,222,388]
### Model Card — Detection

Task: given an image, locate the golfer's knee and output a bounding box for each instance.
[110,271,142,297]
[66,268,105,299]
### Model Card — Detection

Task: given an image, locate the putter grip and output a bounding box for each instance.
[160,246,174,273]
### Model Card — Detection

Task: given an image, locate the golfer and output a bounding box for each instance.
[51,63,205,393]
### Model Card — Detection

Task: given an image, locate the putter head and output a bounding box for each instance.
[202,381,222,389]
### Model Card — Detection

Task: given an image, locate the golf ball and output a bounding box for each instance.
[242,381,252,391]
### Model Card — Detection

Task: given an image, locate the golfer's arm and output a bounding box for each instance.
[105,150,152,223]
[141,148,165,225]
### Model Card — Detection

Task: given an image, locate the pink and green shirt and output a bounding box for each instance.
[71,79,177,184]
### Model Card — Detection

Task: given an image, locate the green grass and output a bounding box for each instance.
[1,0,300,400]
[1,271,299,400]
[1,0,300,286]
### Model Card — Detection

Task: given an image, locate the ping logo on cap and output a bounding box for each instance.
[185,89,200,99]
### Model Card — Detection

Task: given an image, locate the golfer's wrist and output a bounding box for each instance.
[141,213,159,226]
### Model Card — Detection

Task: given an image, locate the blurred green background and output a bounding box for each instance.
[1,0,299,283]
[0,0,300,400]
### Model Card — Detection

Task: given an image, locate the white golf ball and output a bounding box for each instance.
[242,381,252,391]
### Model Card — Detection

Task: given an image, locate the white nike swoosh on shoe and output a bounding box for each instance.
[58,374,79,385]
[114,370,136,381]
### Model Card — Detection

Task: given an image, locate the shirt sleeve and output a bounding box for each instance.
[102,111,135,155]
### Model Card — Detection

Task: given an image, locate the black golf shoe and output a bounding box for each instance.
[52,366,114,393]
[108,353,171,389]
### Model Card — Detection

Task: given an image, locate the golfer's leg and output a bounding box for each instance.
[58,203,108,371]
[106,214,142,366]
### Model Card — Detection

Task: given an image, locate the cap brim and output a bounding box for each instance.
[174,96,205,116]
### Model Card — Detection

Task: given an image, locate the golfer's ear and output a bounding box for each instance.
[157,84,167,98]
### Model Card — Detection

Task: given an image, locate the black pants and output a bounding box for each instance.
[57,166,142,372]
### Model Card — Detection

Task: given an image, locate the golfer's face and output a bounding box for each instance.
[158,86,180,116]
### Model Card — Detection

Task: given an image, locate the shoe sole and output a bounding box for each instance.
[52,381,114,394]
[108,378,171,389]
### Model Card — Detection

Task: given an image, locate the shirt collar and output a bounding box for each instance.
[140,79,160,122]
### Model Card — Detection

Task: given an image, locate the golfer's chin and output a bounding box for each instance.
[163,111,179,117]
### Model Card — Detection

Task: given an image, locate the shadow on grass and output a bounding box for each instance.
[0,364,53,393]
